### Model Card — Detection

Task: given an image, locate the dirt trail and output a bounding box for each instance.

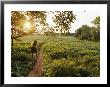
[28,48,43,77]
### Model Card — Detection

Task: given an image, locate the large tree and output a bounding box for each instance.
[75,25,92,40]
[11,11,46,46]
[75,24,100,41]
[53,11,76,33]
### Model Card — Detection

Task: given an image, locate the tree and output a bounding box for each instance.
[53,11,76,33]
[91,16,100,29]
[91,16,100,41]
[75,25,100,41]
[75,27,83,37]
[76,25,92,40]
[91,27,100,41]
[75,16,100,41]
[11,11,46,46]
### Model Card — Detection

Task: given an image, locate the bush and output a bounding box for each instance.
[75,25,100,41]
[91,28,100,41]
[54,67,92,77]
[11,53,36,77]
[50,51,68,59]
[42,58,99,77]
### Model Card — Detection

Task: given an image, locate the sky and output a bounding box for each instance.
[46,11,100,33]
[11,10,100,33]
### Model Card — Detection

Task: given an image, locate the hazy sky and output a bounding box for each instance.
[46,11,100,33]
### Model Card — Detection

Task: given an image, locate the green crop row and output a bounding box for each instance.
[11,35,100,77]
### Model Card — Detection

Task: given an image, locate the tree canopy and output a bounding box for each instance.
[11,11,46,46]
[91,16,100,29]
[11,11,46,40]
[53,11,76,33]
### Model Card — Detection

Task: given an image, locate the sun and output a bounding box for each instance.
[24,22,31,29]
[23,21,32,32]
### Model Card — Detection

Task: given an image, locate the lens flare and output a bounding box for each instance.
[24,22,31,29]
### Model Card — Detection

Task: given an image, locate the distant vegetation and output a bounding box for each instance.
[75,16,100,41]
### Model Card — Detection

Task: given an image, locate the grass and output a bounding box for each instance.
[12,34,100,77]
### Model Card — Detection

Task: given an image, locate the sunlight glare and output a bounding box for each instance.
[23,21,31,32]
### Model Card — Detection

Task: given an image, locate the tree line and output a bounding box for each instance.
[75,16,100,41]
